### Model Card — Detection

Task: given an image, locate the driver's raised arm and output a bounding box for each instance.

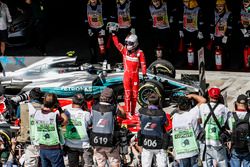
[112,34,125,54]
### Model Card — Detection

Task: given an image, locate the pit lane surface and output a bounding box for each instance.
[176,70,250,111]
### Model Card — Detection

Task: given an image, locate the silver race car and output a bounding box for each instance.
[0,56,202,106]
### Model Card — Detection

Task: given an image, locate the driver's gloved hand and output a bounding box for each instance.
[142,74,148,83]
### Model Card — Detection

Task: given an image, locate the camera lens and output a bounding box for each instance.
[11,91,30,103]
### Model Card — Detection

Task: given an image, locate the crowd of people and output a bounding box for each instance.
[0,0,250,166]
[0,0,249,70]
[84,0,250,70]
[0,84,250,167]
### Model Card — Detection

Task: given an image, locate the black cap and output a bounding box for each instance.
[236,94,248,104]
[178,96,191,110]
[29,87,44,100]
[100,87,114,103]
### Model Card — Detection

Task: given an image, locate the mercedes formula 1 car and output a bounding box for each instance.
[0,56,203,107]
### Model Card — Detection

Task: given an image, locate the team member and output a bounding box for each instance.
[115,0,136,43]
[172,94,206,167]
[109,26,147,117]
[178,0,204,67]
[64,93,93,167]
[25,0,49,56]
[240,0,250,69]
[196,87,229,166]
[85,0,107,63]
[18,88,44,167]
[139,93,169,167]
[228,94,250,167]
[209,0,233,69]
[91,88,120,167]
[34,93,68,167]
[149,0,174,62]
[0,0,11,56]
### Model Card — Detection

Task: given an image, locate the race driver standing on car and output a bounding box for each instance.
[108,23,147,118]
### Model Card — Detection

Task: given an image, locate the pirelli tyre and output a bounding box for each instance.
[0,128,12,160]
[138,80,164,107]
[147,59,176,78]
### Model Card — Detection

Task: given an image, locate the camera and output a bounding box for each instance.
[11,91,30,104]
[119,127,129,155]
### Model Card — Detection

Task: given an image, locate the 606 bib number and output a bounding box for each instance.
[143,138,157,148]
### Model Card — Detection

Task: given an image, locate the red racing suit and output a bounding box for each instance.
[112,34,147,115]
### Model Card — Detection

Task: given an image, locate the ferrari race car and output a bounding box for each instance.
[0,56,203,107]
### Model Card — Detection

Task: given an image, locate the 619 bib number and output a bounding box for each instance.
[93,136,108,145]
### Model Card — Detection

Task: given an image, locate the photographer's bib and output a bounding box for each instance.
[91,109,114,147]
[35,111,60,146]
[64,110,87,140]
[173,125,198,159]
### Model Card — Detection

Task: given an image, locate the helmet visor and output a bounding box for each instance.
[125,41,134,46]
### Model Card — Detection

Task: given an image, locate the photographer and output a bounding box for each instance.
[0,86,17,124]
[172,94,206,167]
[18,87,44,167]
[1,137,18,167]
[196,87,230,167]
[228,94,250,166]
[64,93,93,167]
[90,88,121,167]
[34,93,68,167]
[138,93,169,167]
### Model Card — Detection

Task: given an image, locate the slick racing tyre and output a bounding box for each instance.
[0,128,12,160]
[0,130,11,146]
[138,80,164,107]
[147,59,176,78]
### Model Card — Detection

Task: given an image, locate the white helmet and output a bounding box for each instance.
[125,34,138,51]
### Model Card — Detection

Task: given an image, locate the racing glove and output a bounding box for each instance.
[241,28,247,35]
[99,29,105,36]
[142,74,148,82]
[241,29,250,38]
[197,31,204,39]
[88,29,93,37]
[107,22,119,34]
[222,36,228,44]
[210,33,214,40]
[169,16,174,23]
[179,30,184,38]
[130,28,136,35]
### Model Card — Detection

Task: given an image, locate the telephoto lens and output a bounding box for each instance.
[11,91,30,104]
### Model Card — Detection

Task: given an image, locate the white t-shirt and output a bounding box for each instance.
[0,2,12,30]
[172,106,200,159]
